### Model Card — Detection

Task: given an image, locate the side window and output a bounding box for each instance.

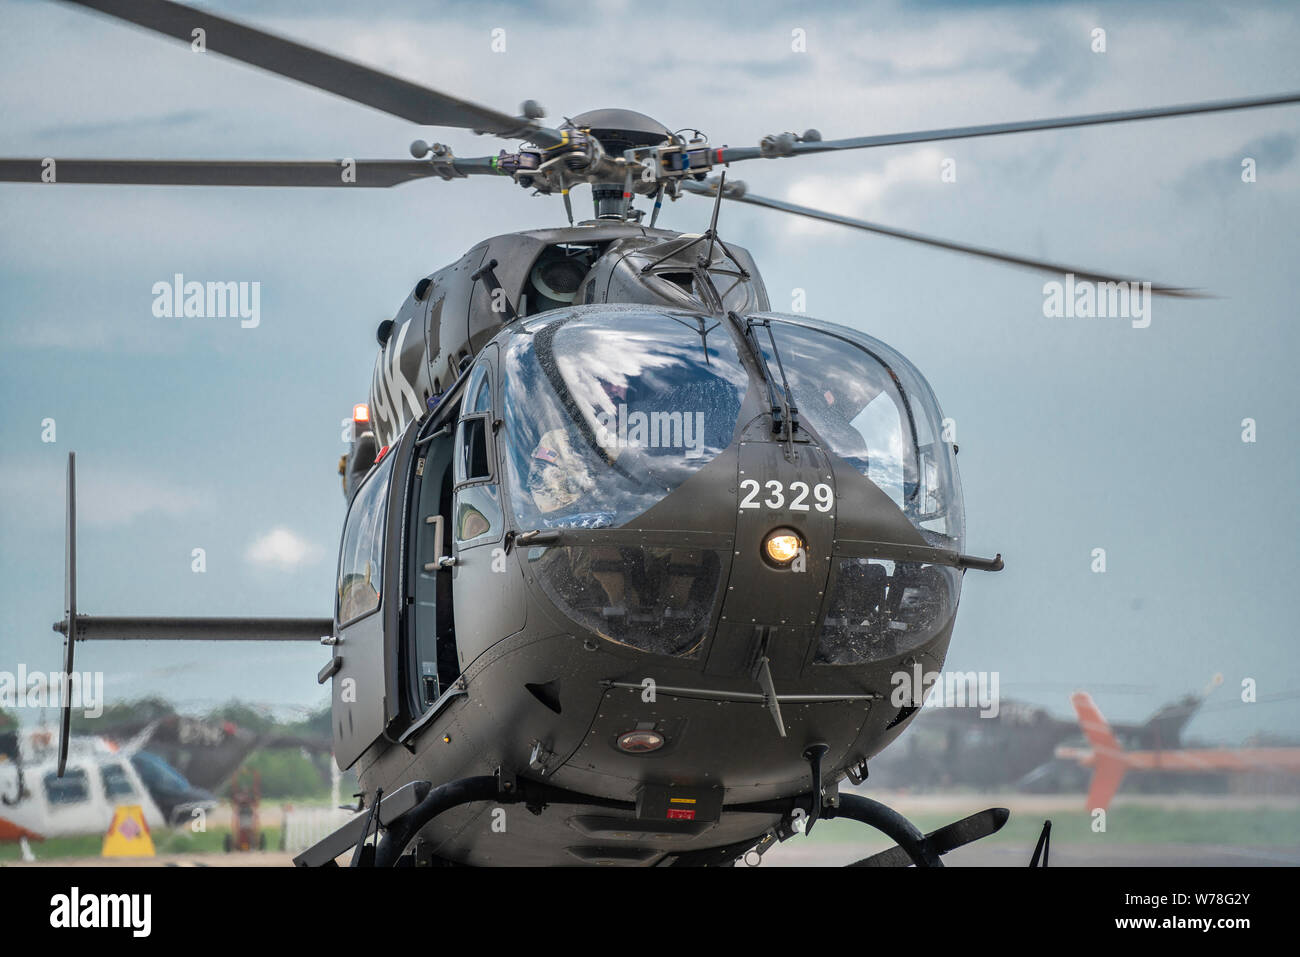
[101,763,136,799]
[465,362,492,414]
[456,417,492,484]
[44,768,90,806]
[338,451,395,623]
[454,354,503,546]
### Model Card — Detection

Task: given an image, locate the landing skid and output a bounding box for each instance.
[293,772,1013,868]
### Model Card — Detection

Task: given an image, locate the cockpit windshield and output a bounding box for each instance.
[501,309,750,530]
[759,317,964,549]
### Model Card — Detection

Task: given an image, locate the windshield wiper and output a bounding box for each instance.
[735,314,800,443]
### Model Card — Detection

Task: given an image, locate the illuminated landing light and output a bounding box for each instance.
[616,730,665,754]
[763,528,803,567]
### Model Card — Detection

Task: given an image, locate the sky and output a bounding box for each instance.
[1,0,1298,743]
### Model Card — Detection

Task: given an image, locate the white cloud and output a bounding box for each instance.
[782,147,950,236]
[245,527,326,569]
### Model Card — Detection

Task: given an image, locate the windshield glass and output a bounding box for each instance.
[502,309,749,530]
[760,318,963,548]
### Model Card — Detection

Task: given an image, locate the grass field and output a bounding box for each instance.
[0,825,284,862]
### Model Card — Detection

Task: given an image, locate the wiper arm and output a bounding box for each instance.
[736,314,800,443]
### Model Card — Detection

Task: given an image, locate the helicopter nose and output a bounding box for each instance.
[702,440,837,676]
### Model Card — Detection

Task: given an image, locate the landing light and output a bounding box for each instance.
[616,730,665,753]
[763,529,803,566]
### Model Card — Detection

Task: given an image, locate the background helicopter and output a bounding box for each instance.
[2,1,1300,868]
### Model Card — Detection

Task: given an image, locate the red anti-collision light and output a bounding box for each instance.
[353,403,370,423]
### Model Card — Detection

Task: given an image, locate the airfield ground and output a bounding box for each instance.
[5,792,1298,867]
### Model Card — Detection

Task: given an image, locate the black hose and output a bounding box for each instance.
[372,776,499,867]
[825,794,943,867]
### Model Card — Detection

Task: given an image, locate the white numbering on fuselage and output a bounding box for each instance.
[739,479,832,512]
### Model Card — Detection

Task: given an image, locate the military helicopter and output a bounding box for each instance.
[11,0,1300,867]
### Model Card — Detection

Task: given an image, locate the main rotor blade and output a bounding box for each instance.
[683,180,1204,297]
[0,158,472,187]
[721,91,1300,162]
[64,0,559,144]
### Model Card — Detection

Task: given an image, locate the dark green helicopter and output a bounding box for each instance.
[16,0,1300,867]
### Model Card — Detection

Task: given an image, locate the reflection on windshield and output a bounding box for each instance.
[502,311,749,530]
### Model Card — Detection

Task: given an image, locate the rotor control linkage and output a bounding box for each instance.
[758,129,823,158]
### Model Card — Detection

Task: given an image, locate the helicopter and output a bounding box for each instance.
[9,0,1300,867]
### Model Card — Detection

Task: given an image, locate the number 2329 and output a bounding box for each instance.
[739,479,833,512]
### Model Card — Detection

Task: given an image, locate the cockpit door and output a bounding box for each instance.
[408,416,459,711]
[329,422,417,770]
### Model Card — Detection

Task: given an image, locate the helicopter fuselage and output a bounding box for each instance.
[330,230,977,864]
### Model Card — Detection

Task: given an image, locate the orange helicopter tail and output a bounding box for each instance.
[1071,692,1129,812]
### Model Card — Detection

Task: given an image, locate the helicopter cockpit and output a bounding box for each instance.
[490,307,964,664]
[333,304,970,767]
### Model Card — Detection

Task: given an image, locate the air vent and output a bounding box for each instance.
[525,680,562,714]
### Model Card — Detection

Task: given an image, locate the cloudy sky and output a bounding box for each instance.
[1,0,1297,742]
